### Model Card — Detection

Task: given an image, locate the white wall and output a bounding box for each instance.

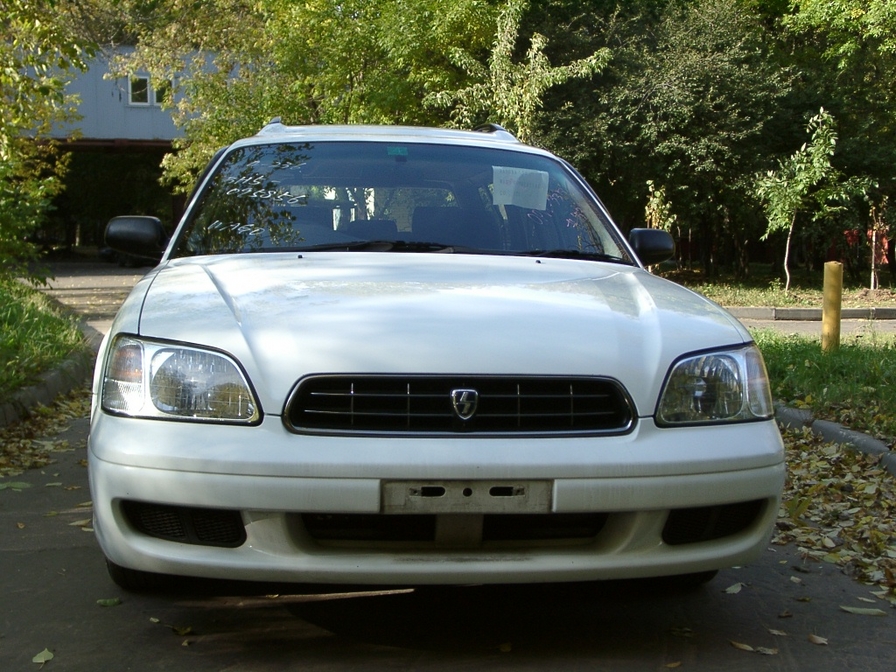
[51,47,180,142]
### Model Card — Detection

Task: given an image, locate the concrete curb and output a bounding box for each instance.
[728,306,896,321]
[775,404,896,477]
[0,320,101,430]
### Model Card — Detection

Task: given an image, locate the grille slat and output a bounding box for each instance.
[286,375,634,435]
[122,501,246,548]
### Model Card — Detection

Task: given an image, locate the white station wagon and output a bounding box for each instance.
[89,121,785,590]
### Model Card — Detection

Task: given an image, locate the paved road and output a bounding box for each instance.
[3,418,894,671]
[1,260,893,670]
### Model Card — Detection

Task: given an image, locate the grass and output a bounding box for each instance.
[661,264,896,444]
[0,277,87,401]
[752,328,896,443]
[663,264,896,308]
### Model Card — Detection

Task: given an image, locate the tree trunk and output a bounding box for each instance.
[783,214,796,291]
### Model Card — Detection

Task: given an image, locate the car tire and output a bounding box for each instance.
[664,570,719,589]
[105,558,180,593]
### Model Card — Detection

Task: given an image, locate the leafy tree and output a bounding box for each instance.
[786,0,896,64]
[425,0,609,143]
[537,0,790,278]
[784,0,896,273]
[0,0,90,282]
[755,109,872,290]
[114,0,499,192]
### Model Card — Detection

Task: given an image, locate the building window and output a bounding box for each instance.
[129,76,150,105]
[153,80,171,106]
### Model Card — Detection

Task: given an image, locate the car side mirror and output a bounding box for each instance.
[105,216,168,260]
[628,228,674,266]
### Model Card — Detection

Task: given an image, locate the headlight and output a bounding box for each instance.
[102,335,260,423]
[656,345,773,425]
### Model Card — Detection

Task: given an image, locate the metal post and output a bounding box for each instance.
[822,261,842,353]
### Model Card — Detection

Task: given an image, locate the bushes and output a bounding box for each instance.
[0,277,85,400]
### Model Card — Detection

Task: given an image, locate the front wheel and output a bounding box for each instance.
[105,558,182,593]
[663,570,719,589]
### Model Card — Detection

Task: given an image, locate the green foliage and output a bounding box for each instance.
[0,277,85,399]
[0,0,90,282]
[115,0,500,192]
[644,180,676,232]
[425,0,609,143]
[783,0,896,201]
[753,328,896,440]
[786,0,896,65]
[755,109,873,290]
[537,0,789,274]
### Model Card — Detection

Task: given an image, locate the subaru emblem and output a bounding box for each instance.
[451,388,479,420]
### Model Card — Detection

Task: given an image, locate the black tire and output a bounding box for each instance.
[105,558,181,593]
[664,570,719,589]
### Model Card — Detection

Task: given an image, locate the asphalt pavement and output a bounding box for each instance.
[2,410,896,671]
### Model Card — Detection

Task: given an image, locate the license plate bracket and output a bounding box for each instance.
[381,480,552,514]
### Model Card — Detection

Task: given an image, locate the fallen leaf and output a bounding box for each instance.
[96,598,121,607]
[669,627,695,638]
[840,605,887,616]
[0,481,32,491]
[32,648,54,664]
[44,482,62,487]
[768,628,788,636]
[730,641,754,652]
[773,429,896,591]
[17,522,25,529]
[725,582,745,594]
[665,663,682,669]
[778,610,793,619]
[808,634,828,645]
[756,647,779,656]
[68,518,91,527]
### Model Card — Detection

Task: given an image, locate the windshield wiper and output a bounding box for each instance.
[518,249,632,264]
[292,240,471,253]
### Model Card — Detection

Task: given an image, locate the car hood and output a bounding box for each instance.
[116,253,750,416]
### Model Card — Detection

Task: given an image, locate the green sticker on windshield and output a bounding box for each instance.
[387,146,409,156]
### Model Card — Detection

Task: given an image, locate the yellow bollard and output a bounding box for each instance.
[822,261,842,353]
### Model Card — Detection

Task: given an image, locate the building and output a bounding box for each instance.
[48,47,182,250]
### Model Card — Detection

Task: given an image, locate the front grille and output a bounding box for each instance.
[122,501,247,548]
[662,500,764,546]
[284,375,634,435]
[301,513,608,545]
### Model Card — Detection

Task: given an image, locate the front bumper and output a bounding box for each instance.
[88,413,785,585]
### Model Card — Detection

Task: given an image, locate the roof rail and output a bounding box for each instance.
[257,117,286,135]
[473,123,518,142]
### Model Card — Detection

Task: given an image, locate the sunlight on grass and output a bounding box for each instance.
[752,328,896,441]
[664,265,896,308]
[0,278,87,399]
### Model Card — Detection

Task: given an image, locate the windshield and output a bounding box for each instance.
[170,140,632,262]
